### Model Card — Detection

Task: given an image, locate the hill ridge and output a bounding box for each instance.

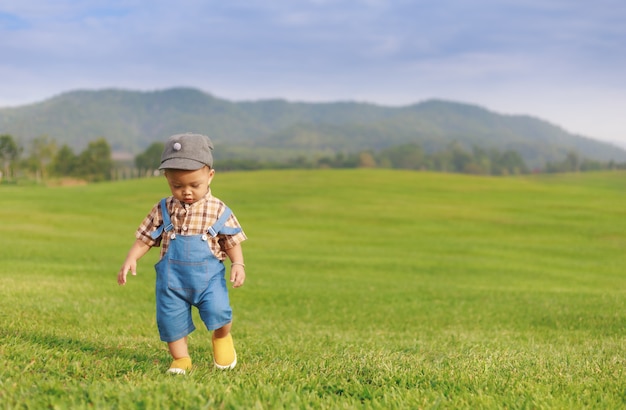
[1,87,625,168]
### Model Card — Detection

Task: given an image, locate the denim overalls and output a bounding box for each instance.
[150,198,241,342]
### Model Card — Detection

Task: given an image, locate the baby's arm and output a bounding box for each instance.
[225,243,245,288]
[117,239,151,285]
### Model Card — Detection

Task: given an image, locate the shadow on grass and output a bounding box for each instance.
[1,327,162,374]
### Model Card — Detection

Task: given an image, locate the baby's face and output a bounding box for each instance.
[164,166,214,204]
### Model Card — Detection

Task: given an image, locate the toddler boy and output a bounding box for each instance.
[117,133,247,374]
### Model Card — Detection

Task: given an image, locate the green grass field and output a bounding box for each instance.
[1,169,625,409]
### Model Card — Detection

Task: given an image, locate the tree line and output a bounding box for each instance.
[0,134,113,183]
[1,134,624,184]
[216,143,626,175]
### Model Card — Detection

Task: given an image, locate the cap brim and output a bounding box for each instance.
[159,158,207,170]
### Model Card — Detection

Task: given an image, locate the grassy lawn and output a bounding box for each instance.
[1,169,625,409]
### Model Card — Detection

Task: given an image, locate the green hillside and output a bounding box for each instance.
[1,170,625,408]
[1,87,625,168]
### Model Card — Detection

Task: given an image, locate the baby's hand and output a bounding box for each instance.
[117,261,137,285]
[230,264,246,288]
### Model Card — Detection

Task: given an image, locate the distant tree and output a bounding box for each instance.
[491,150,528,175]
[580,159,604,172]
[76,138,113,181]
[448,142,473,173]
[502,150,528,174]
[215,158,266,171]
[135,142,164,175]
[468,146,491,175]
[335,152,359,168]
[358,151,377,168]
[25,136,57,181]
[0,134,21,181]
[50,145,79,177]
[288,156,313,169]
[545,151,603,174]
[564,151,581,172]
[378,143,426,170]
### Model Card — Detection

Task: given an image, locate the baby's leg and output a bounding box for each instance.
[166,336,192,374]
[213,322,232,338]
[168,336,189,359]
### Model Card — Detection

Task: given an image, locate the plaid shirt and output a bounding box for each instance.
[135,190,247,260]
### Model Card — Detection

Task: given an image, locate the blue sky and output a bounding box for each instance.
[1,0,625,144]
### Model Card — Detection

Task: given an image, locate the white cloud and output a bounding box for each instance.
[0,0,625,143]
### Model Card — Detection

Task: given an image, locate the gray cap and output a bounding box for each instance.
[159,133,214,170]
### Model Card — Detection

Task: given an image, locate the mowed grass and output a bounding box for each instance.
[1,169,625,409]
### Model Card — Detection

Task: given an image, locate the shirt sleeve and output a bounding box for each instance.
[135,202,163,247]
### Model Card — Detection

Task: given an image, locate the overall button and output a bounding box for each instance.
[201,234,208,241]
[170,233,176,240]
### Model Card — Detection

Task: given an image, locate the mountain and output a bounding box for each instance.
[1,87,625,168]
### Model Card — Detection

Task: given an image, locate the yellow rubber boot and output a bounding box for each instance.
[167,357,192,375]
[212,333,237,370]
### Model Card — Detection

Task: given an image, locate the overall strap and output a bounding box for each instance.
[207,207,242,237]
[150,198,175,240]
